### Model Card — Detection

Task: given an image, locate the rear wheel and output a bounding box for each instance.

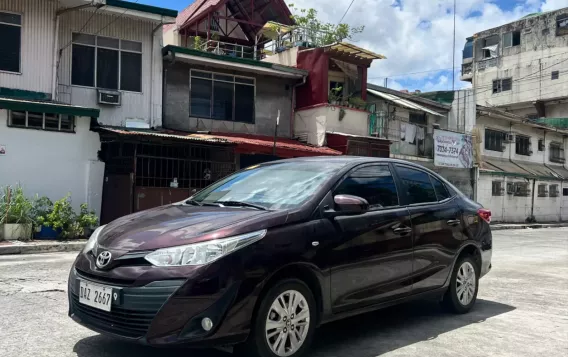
[442,256,479,314]
[237,279,316,357]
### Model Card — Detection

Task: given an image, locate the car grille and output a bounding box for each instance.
[69,278,186,339]
[71,294,155,338]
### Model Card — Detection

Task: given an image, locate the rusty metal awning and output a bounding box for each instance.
[323,42,386,60]
[481,157,532,176]
[367,89,446,117]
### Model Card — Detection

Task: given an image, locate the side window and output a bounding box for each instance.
[395,165,437,204]
[431,175,451,201]
[335,165,399,209]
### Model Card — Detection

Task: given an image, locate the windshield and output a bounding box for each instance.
[191,161,345,210]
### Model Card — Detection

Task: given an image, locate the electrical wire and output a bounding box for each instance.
[338,0,357,24]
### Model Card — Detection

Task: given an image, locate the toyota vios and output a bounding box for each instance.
[68,157,492,357]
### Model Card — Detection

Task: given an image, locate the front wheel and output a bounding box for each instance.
[237,279,316,357]
[442,256,479,314]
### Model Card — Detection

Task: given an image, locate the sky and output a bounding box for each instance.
[137,0,567,92]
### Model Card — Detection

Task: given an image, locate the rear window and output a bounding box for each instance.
[431,175,451,201]
[394,165,437,204]
[335,165,399,208]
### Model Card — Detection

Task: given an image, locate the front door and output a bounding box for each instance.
[392,164,465,294]
[328,164,413,313]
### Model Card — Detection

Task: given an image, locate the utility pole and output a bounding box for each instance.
[452,0,456,91]
[272,110,280,156]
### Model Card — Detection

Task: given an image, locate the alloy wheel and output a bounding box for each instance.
[265,290,310,357]
[456,261,476,305]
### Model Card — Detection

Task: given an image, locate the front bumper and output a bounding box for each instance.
[67,253,250,347]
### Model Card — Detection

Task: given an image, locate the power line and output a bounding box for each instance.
[338,0,357,24]
[452,0,456,91]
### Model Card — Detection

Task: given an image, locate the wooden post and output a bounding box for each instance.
[207,12,211,42]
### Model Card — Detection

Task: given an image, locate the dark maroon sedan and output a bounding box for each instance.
[68,157,492,357]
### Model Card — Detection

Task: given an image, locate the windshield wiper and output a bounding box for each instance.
[185,199,202,206]
[185,200,221,207]
[215,201,268,211]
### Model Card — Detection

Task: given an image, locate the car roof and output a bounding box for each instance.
[261,156,430,169]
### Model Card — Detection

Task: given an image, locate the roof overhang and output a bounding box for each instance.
[477,105,568,135]
[367,89,446,117]
[163,45,308,79]
[0,97,99,118]
[58,0,177,23]
[322,42,385,67]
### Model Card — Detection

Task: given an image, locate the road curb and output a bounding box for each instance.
[491,223,568,231]
[0,241,85,255]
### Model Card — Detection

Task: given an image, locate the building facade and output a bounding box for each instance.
[462,8,568,118]
[0,0,177,218]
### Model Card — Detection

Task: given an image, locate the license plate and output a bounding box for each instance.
[79,280,113,312]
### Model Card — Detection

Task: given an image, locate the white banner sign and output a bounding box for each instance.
[434,129,473,168]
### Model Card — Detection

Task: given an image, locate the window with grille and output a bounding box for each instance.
[210,11,220,31]
[492,181,503,196]
[492,78,512,93]
[485,129,506,151]
[514,182,531,197]
[72,33,142,92]
[0,11,21,73]
[557,14,568,36]
[8,110,74,133]
[190,70,255,123]
[515,135,531,156]
[538,184,548,197]
[550,184,560,197]
[564,187,568,196]
[549,142,565,163]
[552,70,560,80]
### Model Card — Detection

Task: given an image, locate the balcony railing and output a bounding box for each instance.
[369,113,434,158]
[199,40,258,59]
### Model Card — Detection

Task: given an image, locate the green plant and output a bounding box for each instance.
[329,85,343,103]
[31,195,53,229]
[74,203,98,238]
[41,194,75,239]
[348,96,367,109]
[192,36,203,50]
[288,4,364,46]
[0,185,33,225]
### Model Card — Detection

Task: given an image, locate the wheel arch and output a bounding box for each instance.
[252,263,326,327]
[443,243,482,287]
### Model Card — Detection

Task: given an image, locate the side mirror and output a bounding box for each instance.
[333,194,369,215]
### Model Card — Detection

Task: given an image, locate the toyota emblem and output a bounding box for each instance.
[96,251,112,269]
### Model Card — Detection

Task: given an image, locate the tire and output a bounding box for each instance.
[236,279,317,357]
[442,256,479,314]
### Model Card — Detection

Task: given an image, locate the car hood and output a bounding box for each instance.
[97,204,277,252]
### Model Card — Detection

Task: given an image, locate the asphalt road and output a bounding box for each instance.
[1,228,567,357]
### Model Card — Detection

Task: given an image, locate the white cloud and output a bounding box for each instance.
[288,0,549,91]
[541,0,567,12]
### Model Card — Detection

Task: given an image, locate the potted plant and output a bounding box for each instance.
[349,96,367,110]
[32,196,58,239]
[0,185,33,241]
[41,194,98,239]
[329,85,343,105]
[192,36,203,50]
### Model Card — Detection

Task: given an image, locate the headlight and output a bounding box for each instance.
[82,225,106,254]
[144,229,267,267]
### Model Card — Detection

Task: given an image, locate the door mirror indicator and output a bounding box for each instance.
[333,195,369,215]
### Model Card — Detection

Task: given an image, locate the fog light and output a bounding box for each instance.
[201,317,213,331]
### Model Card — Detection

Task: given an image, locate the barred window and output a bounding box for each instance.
[8,110,75,133]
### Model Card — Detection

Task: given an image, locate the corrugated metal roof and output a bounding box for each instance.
[367,89,446,117]
[194,133,342,155]
[99,128,341,155]
[481,157,532,176]
[98,127,232,144]
[324,42,386,60]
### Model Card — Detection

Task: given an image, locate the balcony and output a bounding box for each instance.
[370,113,434,158]
[461,62,473,81]
[198,40,259,60]
[477,57,499,71]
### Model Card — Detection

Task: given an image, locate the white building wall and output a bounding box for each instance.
[448,89,476,133]
[473,9,568,109]
[0,0,57,95]
[0,109,104,216]
[57,9,162,127]
[477,114,568,222]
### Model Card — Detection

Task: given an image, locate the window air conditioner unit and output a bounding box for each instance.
[98,90,121,106]
[505,133,515,143]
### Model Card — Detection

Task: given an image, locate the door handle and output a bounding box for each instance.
[447,219,461,226]
[392,227,412,234]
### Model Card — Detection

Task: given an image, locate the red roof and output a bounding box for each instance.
[164,0,293,33]
[191,132,342,157]
[100,127,340,158]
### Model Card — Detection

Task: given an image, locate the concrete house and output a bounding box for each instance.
[461,7,568,222]
[0,0,177,219]
[160,0,340,170]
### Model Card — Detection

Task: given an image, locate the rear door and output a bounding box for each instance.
[328,164,414,313]
[392,164,464,294]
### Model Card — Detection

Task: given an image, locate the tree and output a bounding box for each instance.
[287,4,364,46]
